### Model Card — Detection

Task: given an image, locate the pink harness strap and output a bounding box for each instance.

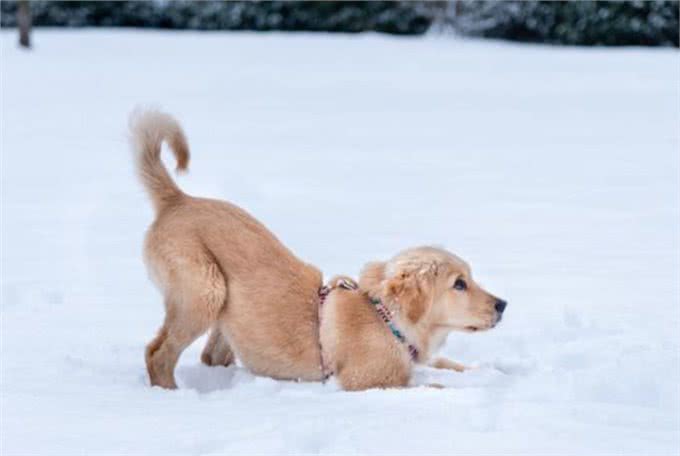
[317,278,357,381]
[317,277,419,382]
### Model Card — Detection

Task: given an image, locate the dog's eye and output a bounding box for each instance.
[453,278,467,291]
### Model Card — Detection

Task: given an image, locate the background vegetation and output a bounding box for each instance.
[1,1,678,46]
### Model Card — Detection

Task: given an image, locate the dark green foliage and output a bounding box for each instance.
[455,1,679,47]
[0,1,441,35]
[1,1,677,46]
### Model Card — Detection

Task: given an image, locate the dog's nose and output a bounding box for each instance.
[494,299,507,313]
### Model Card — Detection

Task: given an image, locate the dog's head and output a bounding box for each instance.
[359,246,506,332]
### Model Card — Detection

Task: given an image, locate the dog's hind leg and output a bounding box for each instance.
[146,258,227,389]
[201,326,234,367]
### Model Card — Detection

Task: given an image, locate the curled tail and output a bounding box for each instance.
[129,109,190,212]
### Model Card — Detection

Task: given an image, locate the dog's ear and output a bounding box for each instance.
[385,268,434,324]
[359,261,386,296]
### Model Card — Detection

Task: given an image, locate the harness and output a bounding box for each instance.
[369,297,419,361]
[317,278,419,382]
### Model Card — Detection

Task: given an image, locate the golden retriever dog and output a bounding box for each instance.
[131,110,507,391]
[321,248,506,390]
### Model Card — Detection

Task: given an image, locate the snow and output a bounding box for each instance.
[1,30,679,455]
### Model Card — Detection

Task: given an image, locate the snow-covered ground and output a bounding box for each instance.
[1,30,678,455]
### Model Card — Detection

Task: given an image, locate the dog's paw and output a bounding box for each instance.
[432,357,469,372]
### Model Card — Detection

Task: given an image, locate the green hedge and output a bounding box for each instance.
[1,1,678,46]
[0,1,441,35]
[455,1,679,46]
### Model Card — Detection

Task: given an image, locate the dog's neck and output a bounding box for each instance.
[379,296,448,363]
[369,296,419,361]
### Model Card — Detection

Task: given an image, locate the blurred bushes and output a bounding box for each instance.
[454,1,679,47]
[0,1,441,35]
[1,0,678,46]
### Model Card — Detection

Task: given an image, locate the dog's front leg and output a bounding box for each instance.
[430,357,468,372]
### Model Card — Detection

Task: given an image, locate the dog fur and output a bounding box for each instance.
[131,110,505,390]
[321,248,503,390]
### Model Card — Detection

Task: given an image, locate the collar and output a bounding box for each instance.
[369,296,419,361]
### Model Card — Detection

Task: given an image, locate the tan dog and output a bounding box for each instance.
[131,110,506,390]
[321,248,506,390]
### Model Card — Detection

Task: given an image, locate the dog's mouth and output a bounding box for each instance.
[463,319,501,332]
[440,320,499,332]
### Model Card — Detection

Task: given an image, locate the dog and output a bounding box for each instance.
[131,110,507,390]
[321,247,506,390]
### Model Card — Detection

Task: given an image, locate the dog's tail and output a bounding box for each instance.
[129,109,190,212]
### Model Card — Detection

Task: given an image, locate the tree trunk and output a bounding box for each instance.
[17,0,31,49]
